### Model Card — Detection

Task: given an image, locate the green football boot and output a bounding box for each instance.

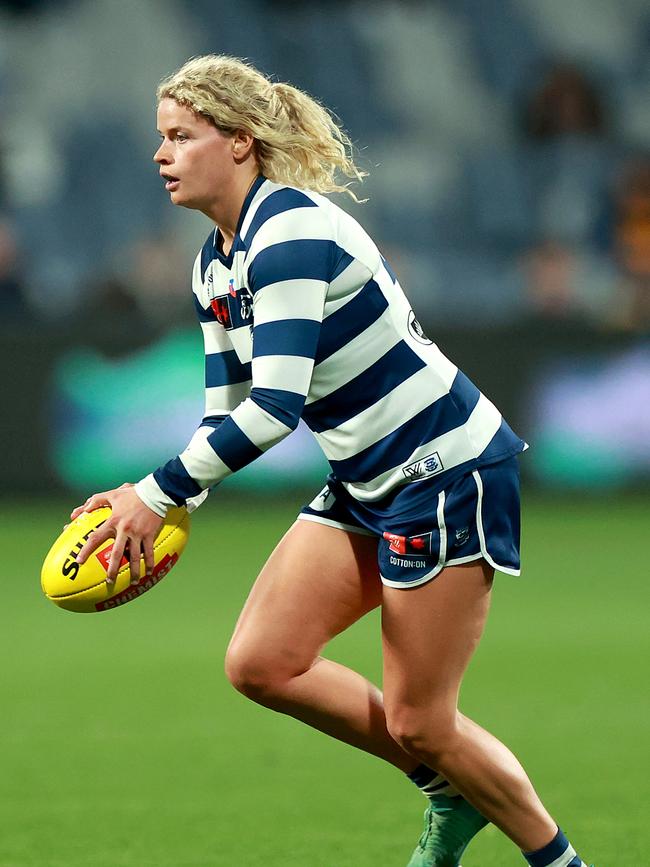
[406,794,488,867]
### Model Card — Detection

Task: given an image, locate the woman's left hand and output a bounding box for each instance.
[72,483,163,585]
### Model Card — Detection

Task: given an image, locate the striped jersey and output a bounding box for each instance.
[135,176,525,517]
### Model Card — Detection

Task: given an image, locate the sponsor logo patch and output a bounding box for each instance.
[383,532,406,555]
[402,452,444,482]
[389,555,427,568]
[210,286,253,330]
[383,531,434,557]
[210,295,232,328]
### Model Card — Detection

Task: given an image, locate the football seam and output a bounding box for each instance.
[45,510,189,600]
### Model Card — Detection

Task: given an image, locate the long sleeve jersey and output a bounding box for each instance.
[135,177,525,517]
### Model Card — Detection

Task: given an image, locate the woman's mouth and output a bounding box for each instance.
[163,175,180,191]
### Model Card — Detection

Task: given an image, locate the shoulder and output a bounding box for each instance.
[242,180,340,251]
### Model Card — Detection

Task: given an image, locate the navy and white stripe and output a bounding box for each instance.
[523,828,587,867]
[136,177,525,516]
[406,763,457,798]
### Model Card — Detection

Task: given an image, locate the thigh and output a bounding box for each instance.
[381,560,494,712]
[228,520,381,676]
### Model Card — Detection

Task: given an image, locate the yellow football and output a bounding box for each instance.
[41,506,190,613]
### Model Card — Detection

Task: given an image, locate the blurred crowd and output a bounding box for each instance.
[1,0,650,335]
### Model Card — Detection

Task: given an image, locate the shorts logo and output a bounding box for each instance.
[383,531,433,556]
[389,555,427,568]
[402,452,444,482]
[384,532,406,554]
[455,527,470,546]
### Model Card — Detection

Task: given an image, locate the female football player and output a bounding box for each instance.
[74,55,590,867]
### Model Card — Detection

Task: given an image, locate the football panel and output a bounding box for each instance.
[53,545,184,612]
[40,507,114,598]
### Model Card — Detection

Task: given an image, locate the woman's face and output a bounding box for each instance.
[154,98,236,214]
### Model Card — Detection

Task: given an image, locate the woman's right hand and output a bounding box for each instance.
[69,482,133,521]
[69,482,163,584]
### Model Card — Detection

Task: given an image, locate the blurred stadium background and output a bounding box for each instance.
[2,0,650,496]
[1,1,648,865]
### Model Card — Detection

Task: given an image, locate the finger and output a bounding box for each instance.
[143,536,155,578]
[70,496,94,520]
[77,525,113,565]
[107,532,128,584]
[84,495,111,513]
[129,537,142,584]
[70,494,110,521]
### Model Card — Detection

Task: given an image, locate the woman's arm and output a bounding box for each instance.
[135,210,333,515]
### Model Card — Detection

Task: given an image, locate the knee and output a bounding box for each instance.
[386,702,459,762]
[224,642,290,707]
[224,644,275,703]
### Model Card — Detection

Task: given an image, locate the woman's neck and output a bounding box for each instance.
[206,168,260,254]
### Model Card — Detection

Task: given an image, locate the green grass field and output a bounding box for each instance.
[2,494,647,866]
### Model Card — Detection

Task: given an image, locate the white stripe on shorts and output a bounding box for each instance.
[436,490,447,573]
[472,470,520,577]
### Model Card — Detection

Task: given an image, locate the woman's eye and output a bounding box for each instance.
[176,133,188,142]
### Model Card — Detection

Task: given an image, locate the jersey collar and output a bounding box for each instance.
[213,174,266,267]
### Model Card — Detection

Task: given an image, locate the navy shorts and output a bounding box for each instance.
[298,457,522,588]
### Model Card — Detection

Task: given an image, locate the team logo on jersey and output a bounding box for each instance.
[407,310,433,345]
[210,286,253,330]
[402,451,444,481]
[383,531,433,556]
[239,292,252,321]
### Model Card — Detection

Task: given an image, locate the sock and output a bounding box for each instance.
[407,763,459,798]
[523,827,587,867]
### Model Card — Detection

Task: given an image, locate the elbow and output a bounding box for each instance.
[249,388,304,432]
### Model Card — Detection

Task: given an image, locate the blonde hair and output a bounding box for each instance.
[157,55,367,201]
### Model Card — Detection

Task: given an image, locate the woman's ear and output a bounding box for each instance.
[232,129,255,160]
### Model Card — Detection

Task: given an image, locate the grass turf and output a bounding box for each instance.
[1,494,647,866]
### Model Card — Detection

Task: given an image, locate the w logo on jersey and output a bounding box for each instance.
[402,451,444,482]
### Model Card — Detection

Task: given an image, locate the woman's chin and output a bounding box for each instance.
[170,190,200,210]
